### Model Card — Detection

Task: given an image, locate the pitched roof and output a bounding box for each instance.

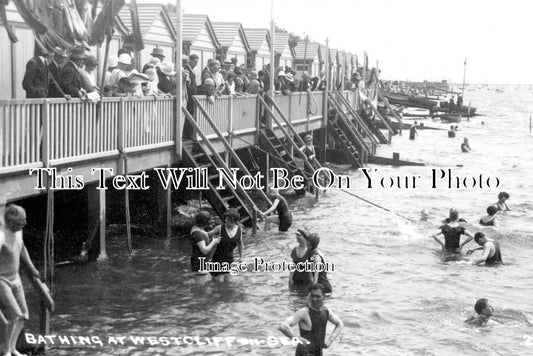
[244,28,271,51]
[171,13,221,49]
[211,22,251,52]
[274,32,290,53]
[293,42,320,60]
[118,3,164,34]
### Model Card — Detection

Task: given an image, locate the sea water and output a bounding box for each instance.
[25,85,533,355]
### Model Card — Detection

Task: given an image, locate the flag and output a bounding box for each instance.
[90,0,125,46]
[130,0,144,52]
[364,51,368,70]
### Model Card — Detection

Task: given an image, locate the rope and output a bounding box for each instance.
[339,188,414,222]
[44,182,55,295]
[307,91,319,116]
[119,147,133,256]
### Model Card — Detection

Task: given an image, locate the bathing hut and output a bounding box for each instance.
[293,41,321,78]
[211,22,251,68]
[244,28,271,71]
[180,14,221,85]
[117,3,177,72]
[274,32,294,69]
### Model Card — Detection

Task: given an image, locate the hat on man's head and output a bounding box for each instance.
[151,47,165,58]
[84,55,98,67]
[53,46,68,57]
[118,53,132,65]
[285,73,294,82]
[161,62,177,76]
[304,134,313,142]
[189,54,199,60]
[277,70,286,77]
[69,47,86,60]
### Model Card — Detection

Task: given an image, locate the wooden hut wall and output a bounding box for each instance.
[226,35,247,67]
[2,4,34,99]
[255,39,271,70]
[189,26,217,85]
[279,47,293,69]
[139,11,176,72]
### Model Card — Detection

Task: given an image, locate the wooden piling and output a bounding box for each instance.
[88,184,107,260]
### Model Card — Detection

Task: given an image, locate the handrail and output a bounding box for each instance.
[260,95,317,174]
[327,94,371,155]
[335,92,379,146]
[192,97,272,206]
[367,99,395,135]
[182,107,261,211]
[378,91,405,128]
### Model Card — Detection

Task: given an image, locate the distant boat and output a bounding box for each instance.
[441,114,462,123]
[495,88,504,93]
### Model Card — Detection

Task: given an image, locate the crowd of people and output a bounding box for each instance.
[429,191,509,265]
[22,44,374,107]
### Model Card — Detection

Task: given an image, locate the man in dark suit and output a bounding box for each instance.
[60,48,86,98]
[48,47,68,98]
[22,46,51,98]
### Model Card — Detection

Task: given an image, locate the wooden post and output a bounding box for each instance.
[88,184,107,260]
[156,170,171,234]
[175,0,183,158]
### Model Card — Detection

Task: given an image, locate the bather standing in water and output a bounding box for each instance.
[289,228,312,288]
[432,208,474,256]
[466,232,503,266]
[259,188,292,233]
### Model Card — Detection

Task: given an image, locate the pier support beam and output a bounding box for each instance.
[88,184,107,260]
[316,128,328,164]
[156,174,172,238]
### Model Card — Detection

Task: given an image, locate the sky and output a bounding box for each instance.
[165,0,533,84]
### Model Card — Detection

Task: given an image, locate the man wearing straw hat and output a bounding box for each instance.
[143,47,166,73]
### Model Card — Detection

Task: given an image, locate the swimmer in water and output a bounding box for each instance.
[479,205,498,226]
[466,232,503,266]
[465,298,496,326]
[461,137,471,153]
[432,208,474,255]
[420,208,430,221]
[494,191,510,211]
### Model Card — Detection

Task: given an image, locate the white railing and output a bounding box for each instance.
[0,100,42,170]
[0,97,176,174]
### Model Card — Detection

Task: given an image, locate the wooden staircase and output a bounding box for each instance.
[182,141,255,226]
[258,128,309,194]
[334,92,385,147]
[327,93,372,167]
[182,101,272,228]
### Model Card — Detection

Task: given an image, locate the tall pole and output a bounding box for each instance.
[175,0,182,157]
[269,0,275,98]
[461,58,467,98]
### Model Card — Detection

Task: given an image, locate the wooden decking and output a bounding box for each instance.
[0,90,375,202]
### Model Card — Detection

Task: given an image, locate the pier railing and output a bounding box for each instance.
[0,97,176,174]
